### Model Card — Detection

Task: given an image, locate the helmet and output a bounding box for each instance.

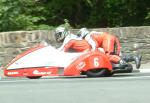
[55,27,69,42]
[77,28,89,39]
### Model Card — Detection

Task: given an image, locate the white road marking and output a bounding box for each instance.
[0,79,31,83]
[112,75,150,80]
[139,69,150,73]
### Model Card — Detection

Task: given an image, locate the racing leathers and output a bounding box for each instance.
[63,39,91,52]
[58,34,91,52]
[58,33,79,51]
[85,31,122,64]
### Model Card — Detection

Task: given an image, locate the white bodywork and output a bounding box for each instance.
[7,45,84,70]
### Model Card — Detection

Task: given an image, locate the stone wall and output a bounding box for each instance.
[0,26,150,66]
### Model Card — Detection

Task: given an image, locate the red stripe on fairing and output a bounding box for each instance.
[5,44,46,69]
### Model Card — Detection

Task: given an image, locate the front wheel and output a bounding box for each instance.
[86,69,110,77]
[27,76,42,79]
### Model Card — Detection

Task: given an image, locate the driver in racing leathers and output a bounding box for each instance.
[54,27,91,52]
[77,28,142,69]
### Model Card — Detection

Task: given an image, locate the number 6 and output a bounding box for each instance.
[94,57,99,67]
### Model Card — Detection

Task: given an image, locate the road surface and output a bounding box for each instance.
[0,64,150,103]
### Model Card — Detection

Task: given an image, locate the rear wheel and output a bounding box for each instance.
[112,63,133,73]
[27,76,42,79]
[105,71,114,77]
[86,69,111,77]
[125,64,133,73]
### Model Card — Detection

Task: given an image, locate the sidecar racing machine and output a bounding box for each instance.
[4,44,133,79]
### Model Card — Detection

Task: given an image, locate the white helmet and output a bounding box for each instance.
[55,27,69,42]
[77,28,89,39]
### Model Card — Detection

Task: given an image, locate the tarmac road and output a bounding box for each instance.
[0,64,150,103]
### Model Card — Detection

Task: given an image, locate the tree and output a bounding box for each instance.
[0,0,51,31]
[0,0,150,32]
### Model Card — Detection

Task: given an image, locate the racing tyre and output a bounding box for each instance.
[27,76,42,79]
[105,71,114,77]
[125,63,133,73]
[86,68,110,77]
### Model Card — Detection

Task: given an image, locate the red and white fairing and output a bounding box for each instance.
[7,45,84,69]
[4,44,112,78]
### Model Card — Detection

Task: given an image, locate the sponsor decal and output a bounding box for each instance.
[76,61,86,70]
[7,72,19,75]
[33,70,51,75]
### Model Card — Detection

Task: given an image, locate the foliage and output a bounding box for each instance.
[0,0,150,32]
[0,0,51,31]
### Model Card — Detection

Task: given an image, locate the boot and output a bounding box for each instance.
[121,55,134,62]
[122,55,142,69]
[134,55,142,69]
